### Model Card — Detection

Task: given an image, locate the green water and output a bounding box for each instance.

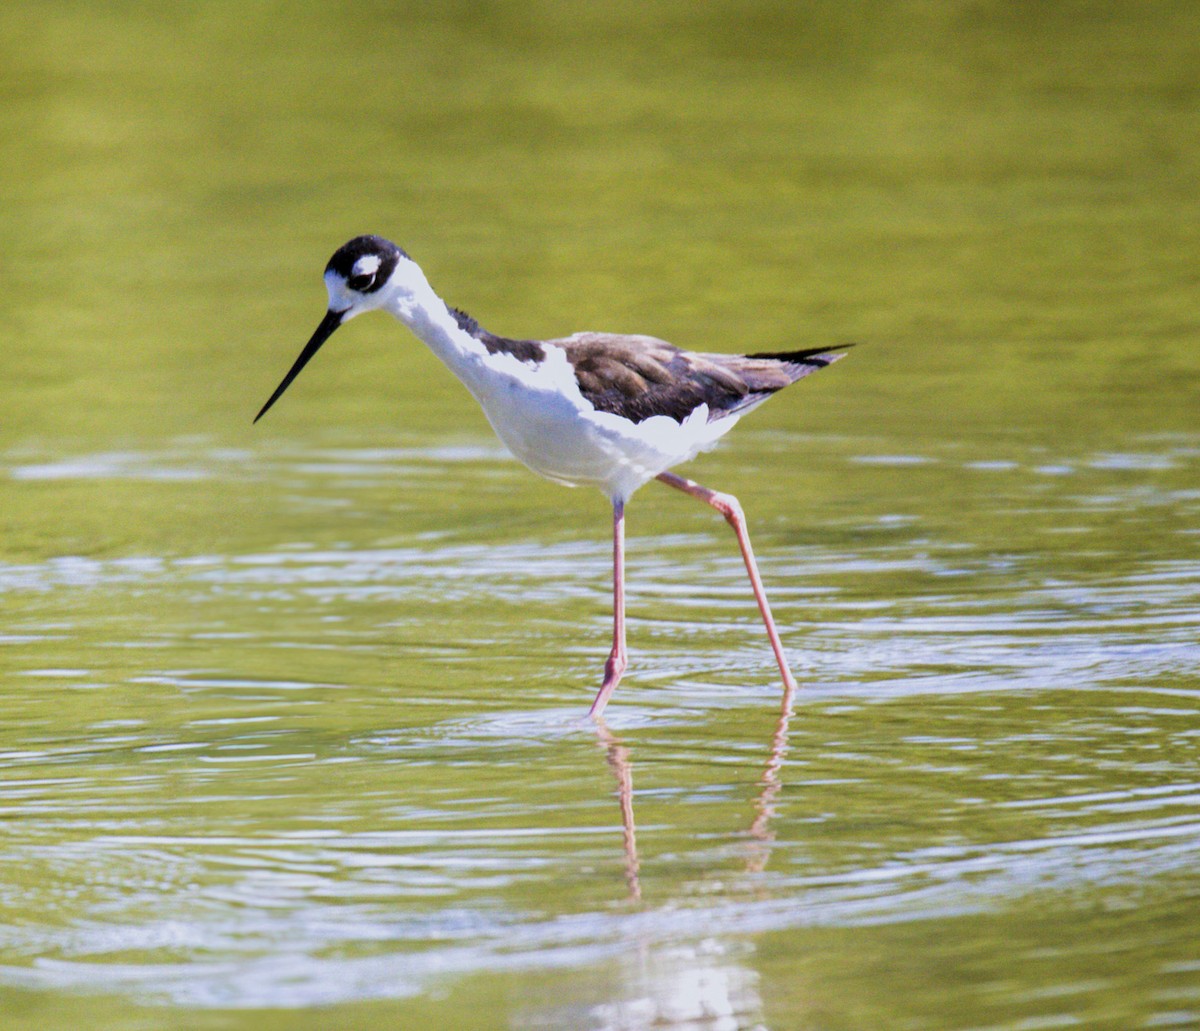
[2,2,1199,1028]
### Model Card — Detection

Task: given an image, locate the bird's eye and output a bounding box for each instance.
[347,272,375,291]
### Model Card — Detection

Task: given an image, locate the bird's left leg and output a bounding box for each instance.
[656,471,798,695]
[588,497,627,718]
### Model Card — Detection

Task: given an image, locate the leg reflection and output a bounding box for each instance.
[593,716,641,902]
[591,682,795,898]
[746,681,796,874]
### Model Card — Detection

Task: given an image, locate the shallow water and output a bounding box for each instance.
[3,2,1200,1028]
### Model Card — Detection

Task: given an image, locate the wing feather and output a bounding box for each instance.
[552,332,850,425]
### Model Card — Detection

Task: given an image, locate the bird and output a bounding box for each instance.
[254,235,849,718]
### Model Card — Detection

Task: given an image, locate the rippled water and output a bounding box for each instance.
[3,435,1199,1027]
[4,1,1200,1027]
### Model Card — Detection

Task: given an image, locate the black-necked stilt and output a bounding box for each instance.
[255,235,849,717]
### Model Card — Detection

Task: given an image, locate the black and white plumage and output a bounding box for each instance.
[256,235,850,716]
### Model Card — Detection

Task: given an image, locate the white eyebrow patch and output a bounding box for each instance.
[353,255,382,277]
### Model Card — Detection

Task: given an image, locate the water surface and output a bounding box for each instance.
[2,2,1199,1028]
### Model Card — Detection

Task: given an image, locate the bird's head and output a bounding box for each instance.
[322,234,410,315]
[254,235,414,423]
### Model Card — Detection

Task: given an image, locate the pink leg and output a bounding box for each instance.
[656,471,798,694]
[588,498,627,719]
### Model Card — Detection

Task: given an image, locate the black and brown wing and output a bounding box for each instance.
[550,332,850,425]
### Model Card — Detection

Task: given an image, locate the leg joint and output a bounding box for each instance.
[713,491,744,526]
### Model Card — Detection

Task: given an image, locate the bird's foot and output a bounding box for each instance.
[588,651,627,719]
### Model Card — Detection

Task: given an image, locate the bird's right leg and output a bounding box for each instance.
[656,471,798,696]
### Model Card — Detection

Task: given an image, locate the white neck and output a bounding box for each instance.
[378,264,468,356]
[378,263,523,394]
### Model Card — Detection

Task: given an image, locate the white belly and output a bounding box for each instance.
[459,349,735,501]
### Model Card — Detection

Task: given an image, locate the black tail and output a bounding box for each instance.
[744,343,853,388]
[706,343,852,420]
[746,343,855,366]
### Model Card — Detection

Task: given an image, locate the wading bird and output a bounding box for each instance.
[255,236,848,717]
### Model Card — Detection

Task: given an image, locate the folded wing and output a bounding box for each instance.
[553,332,851,425]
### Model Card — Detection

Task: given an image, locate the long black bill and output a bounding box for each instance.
[253,308,345,423]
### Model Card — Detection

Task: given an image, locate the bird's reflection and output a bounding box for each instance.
[747,681,796,874]
[593,716,641,901]
[582,692,796,1029]
[592,682,797,900]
